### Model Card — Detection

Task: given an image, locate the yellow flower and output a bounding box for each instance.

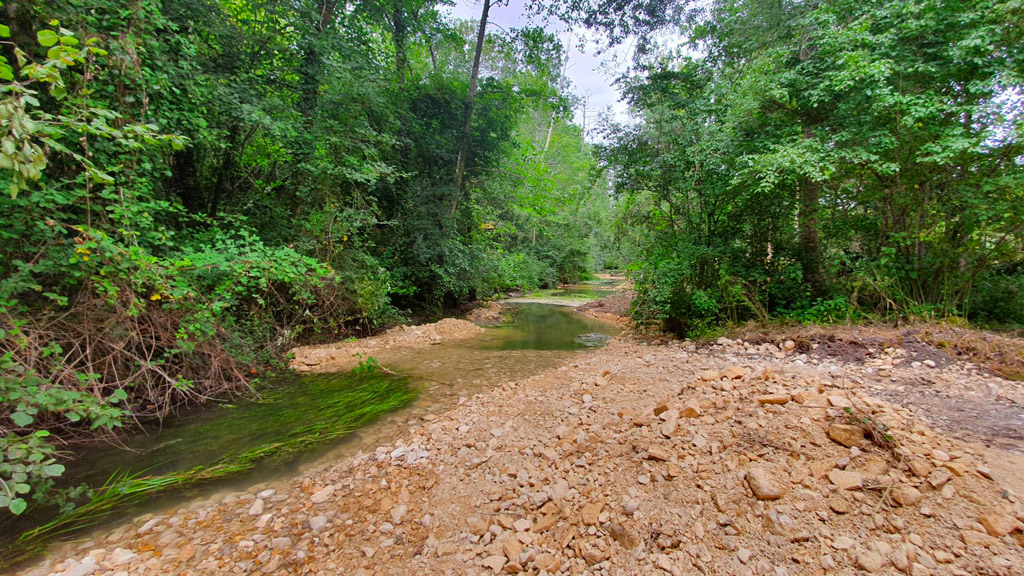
[150,294,162,301]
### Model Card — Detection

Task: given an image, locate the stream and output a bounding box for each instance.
[3,300,619,556]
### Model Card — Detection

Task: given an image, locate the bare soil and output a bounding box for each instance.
[576,289,634,321]
[16,321,1024,576]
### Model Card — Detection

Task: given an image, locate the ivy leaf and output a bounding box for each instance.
[37,30,59,47]
[42,464,65,477]
[10,411,34,427]
[9,498,28,515]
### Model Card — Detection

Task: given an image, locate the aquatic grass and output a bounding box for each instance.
[2,373,415,567]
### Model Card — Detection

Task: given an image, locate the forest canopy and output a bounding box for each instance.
[602,0,1024,334]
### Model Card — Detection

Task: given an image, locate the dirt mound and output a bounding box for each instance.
[466,301,506,326]
[289,318,484,372]
[577,288,635,320]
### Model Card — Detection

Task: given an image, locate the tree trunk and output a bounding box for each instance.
[797,175,827,299]
[298,0,338,120]
[543,110,555,153]
[452,0,492,214]
[392,0,409,83]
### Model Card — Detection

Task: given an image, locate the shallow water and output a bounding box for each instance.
[306,304,619,464]
[6,304,618,553]
[65,372,413,488]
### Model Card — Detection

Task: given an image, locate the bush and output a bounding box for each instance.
[969,270,1024,327]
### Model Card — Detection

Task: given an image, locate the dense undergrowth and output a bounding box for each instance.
[604,0,1024,336]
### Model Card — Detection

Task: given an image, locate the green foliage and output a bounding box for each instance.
[609,0,1024,335]
[352,354,381,376]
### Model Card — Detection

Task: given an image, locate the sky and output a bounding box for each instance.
[444,0,635,134]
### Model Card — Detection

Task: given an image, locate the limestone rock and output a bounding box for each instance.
[757,394,791,405]
[890,485,924,507]
[828,423,866,447]
[746,467,786,500]
[720,366,747,380]
[978,510,1020,537]
[828,469,863,490]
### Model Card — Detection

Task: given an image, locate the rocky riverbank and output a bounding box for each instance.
[289,319,485,373]
[14,329,1024,576]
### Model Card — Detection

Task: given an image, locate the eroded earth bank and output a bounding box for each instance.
[15,315,1024,576]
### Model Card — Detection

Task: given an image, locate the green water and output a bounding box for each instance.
[491,303,618,350]
[521,277,623,301]
[67,372,413,487]
[65,304,615,483]
[2,303,618,558]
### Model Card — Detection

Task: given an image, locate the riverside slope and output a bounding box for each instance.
[15,331,1024,576]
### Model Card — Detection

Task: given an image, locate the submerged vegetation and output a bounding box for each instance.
[4,371,414,562]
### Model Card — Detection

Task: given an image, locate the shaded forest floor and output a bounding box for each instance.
[13,296,1024,576]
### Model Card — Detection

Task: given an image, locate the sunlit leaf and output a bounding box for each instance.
[37,30,59,47]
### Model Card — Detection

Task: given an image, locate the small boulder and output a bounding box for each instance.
[745,467,786,500]
[978,510,1020,537]
[828,423,866,447]
[720,366,747,380]
[828,469,863,490]
[757,394,791,405]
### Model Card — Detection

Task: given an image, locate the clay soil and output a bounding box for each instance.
[15,318,1024,576]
